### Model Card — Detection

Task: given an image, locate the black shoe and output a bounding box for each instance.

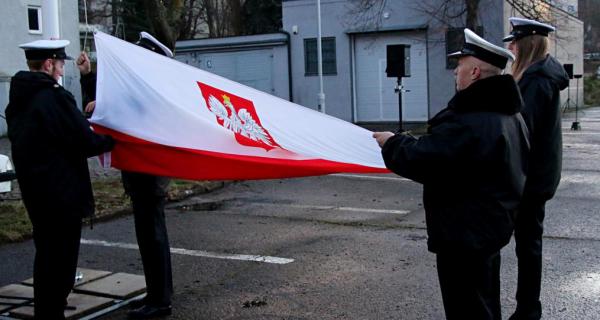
[128,296,149,309]
[128,304,172,319]
[508,308,542,320]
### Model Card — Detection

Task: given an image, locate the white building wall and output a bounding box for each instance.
[0,0,81,135]
[283,0,510,122]
[284,0,356,121]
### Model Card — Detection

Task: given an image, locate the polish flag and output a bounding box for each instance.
[91,31,388,180]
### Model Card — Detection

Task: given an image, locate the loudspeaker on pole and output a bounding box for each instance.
[563,63,574,79]
[386,45,411,78]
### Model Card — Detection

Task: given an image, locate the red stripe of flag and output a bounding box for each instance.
[93,125,389,180]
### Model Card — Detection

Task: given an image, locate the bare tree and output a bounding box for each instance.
[413,0,480,31]
[81,0,214,47]
[177,0,209,40]
[506,0,579,25]
[241,0,282,35]
[142,0,185,49]
[80,0,281,45]
[342,0,388,31]
[346,0,578,33]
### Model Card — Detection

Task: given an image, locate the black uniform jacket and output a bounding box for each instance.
[519,55,569,201]
[5,71,115,218]
[80,72,97,111]
[80,72,170,198]
[382,75,530,254]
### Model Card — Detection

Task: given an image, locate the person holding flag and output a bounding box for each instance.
[5,39,115,319]
[77,31,174,319]
[373,29,529,320]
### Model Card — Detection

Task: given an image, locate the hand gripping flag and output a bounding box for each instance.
[91,31,388,180]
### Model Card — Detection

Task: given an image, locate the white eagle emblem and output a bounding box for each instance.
[207,94,275,147]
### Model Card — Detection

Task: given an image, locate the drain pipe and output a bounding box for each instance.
[280,30,294,102]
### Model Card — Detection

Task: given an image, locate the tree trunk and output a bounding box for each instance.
[465,0,480,30]
[143,0,184,50]
[229,0,244,36]
[111,0,119,35]
[205,0,217,37]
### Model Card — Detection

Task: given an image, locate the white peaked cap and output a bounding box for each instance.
[137,31,174,58]
[19,39,70,50]
[448,28,515,69]
[503,17,555,42]
[19,39,73,60]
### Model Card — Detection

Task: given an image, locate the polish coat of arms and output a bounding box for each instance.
[197,82,282,151]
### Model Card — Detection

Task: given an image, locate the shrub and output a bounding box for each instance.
[584,76,600,106]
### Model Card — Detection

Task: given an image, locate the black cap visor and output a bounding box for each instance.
[447,43,508,69]
[503,26,550,42]
[502,34,515,42]
[136,38,169,57]
[25,48,73,60]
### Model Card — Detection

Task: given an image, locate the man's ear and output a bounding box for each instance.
[41,59,53,72]
[471,65,481,80]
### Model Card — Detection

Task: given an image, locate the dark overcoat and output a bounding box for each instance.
[518,55,569,200]
[382,75,530,254]
[5,71,114,218]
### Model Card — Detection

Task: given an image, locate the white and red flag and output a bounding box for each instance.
[91,31,388,180]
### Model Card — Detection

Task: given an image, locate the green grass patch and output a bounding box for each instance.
[168,179,224,201]
[92,177,129,219]
[0,201,31,243]
[584,76,600,106]
[0,178,223,245]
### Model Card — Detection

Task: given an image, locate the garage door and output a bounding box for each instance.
[177,49,274,95]
[354,32,428,122]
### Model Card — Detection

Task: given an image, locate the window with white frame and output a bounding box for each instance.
[28,6,42,34]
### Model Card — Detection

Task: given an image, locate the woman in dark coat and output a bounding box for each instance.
[504,17,570,320]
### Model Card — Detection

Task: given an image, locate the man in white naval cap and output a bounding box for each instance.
[373,29,530,320]
[5,40,115,319]
[503,17,570,320]
[78,31,174,319]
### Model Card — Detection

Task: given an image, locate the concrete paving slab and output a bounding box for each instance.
[73,273,145,299]
[9,293,114,320]
[0,284,32,314]
[21,268,112,287]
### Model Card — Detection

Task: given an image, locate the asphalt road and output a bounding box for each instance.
[1,107,600,319]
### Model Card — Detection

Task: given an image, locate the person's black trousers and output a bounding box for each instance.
[510,197,546,320]
[436,250,501,320]
[30,212,82,319]
[125,172,173,307]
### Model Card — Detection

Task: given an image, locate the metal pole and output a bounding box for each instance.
[574,77,581,130]
[571,76,581,130]
[42,0,60,40]
[576,77,579,122]
[317,0,326,113]
[397,77,403,131]
[43,0,63,85]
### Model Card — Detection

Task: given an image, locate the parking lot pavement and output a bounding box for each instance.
[1,107,600,319]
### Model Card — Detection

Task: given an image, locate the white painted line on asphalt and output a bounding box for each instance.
[563,143,600,149]
[266,203,409,215]
[330,173,411,182]
[559,174,600,184]
[563,131,600,135]
[80,239,294,265]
